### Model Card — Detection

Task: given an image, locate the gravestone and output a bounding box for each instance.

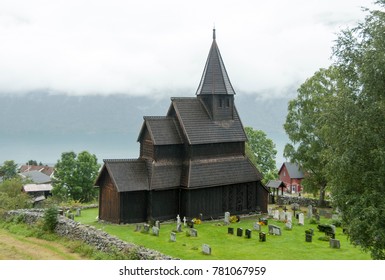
[285,221,292,230]
[202,244,211,255]
[330,239,341,249]
[177,223,182,232]
[135,224,142,232]
[259,232,266,242]
[245,229,252,239]
[268,225,282,236]
[152,226,159,236]
[268,207,273,216]
[286,212,293,222]
[76,208,81,217]
[298,213,305,225]
[259,217,268,225]
[224,212,230,225]
[307,205,313,219]
[155,220,160,229]
[253,222,261,232]
[143,224,150,233]
[183,216,187,227]
[305,233,312,242]
[237,228,243,237]
[279,211,286,221]
[170,232,176,242]
[190,228,198,237]
[273,210,279,220]
[228,227,234,235]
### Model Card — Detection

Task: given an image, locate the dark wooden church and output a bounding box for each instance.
[95,30,269,223]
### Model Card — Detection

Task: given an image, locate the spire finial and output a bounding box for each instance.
[213,27,216,40]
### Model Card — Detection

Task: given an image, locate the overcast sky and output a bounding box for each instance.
[0,0,376,99]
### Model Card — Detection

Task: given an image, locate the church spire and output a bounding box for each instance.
[196,29,236,96]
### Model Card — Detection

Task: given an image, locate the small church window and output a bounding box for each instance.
[226,98,230,107]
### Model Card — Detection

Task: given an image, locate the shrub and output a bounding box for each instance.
[43,205,59,232]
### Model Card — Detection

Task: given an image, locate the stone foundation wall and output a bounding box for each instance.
[5,209,176,260]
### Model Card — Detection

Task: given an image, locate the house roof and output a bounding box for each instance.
[100,159,149,192]
[168,97,246,145]
[279,162,304,179]
[23,183,53,192]
[20,171,52,184]
[196,28,235,96]
[266,180,285,189]
[19,165,54,176]
[137,116,183,145]
[187,156,262,188]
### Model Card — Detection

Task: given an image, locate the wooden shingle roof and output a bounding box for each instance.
[101,159,149,192]
[137,116,183,145]
[168,97,247,144]
[148,161,182,190]
[187,156,262,188]
[196,28,235,96]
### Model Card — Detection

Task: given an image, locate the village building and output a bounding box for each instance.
[95,30,269,223]
[278,162,304,194]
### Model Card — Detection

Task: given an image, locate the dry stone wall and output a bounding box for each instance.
[276,196,331,208]
[6,209,176,260]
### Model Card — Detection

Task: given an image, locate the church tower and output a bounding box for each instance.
[196,29,235,121]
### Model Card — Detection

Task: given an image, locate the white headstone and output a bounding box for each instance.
[268,207,273,216]
[286,212,293,222]
[183,216,187,227]
[273,210,279,220]
[285,221,292,230]
[177,214,181,225]
[298,213,305,225]
[253,222,261,231]
[279,211,286,221]
[224,212,230,225]
[202,244,211,255]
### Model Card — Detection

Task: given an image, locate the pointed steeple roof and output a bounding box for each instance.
[196,29,236,95]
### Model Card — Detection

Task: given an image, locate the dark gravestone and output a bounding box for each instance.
[228,227,234,235]
[259,232,266,242]
[237,228,243,237]
[245,229,252,239]
[305,234,312,242]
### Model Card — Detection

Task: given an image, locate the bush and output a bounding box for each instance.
[43,206,58,232]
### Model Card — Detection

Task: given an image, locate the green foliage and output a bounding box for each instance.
[43,206,59,232]
[282,1,385,259]
[244,127,278,183]
[0,178,32,216]
[53,151,100,203]
[0,160,18,180]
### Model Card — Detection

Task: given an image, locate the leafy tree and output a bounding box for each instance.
[244,127,278,184]
[283,67,341,205]
[0,160,18,180]
[53,151,100,203]
[285,1,385,259]
[0,178,32,215]
[322,1,385,259]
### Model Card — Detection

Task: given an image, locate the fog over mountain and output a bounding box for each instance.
[0,92,290,167]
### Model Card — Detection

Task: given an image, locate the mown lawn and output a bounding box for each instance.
[75,207,371,260]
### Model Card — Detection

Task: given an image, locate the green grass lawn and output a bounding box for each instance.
[75,208,371,260]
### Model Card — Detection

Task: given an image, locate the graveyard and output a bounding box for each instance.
[75,206,371,260]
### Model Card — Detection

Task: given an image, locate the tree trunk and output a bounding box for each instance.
[318,183,327,207]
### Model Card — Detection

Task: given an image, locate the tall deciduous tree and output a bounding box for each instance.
[322,1,385,259]
[53,151,100,203]
[283,67,340,205]
[0,160,18,180]
[244,127,278,184]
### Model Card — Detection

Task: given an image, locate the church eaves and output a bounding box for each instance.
[196,29,236,96]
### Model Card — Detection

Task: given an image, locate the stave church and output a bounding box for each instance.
[95,29,269,223]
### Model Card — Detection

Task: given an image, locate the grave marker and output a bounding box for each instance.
[268,225,282,236]
[202,244,211,255]
[170,232,176,242]
[259,232,266,242]
[237,228,243,237]
[228,227,234,235]
[307,205,313,219]
[152,226,159,236]
[298,213,305,225]
[253,222,261,232]
[224,212,230,225]
[330,239,341,249]
[190,228,198,237]
[245,229,252,239]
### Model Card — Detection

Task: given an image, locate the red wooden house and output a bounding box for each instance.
[95,30,269,223]
[278,162,304,194]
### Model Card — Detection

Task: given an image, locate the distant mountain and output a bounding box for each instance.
[0,91,291,167]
